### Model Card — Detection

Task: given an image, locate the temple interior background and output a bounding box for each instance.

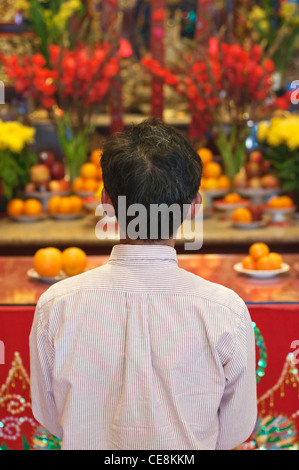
[0,0,299,451]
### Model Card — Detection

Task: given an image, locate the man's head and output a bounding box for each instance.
[101,118,203,241]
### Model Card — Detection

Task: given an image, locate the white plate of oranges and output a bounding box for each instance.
[47,195,85,219]
[234,243,290,278]
[28,246,88,283]
[7,198,46,222]
[213,193,250,211]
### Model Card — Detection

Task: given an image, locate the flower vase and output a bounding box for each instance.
[56,119,90,184]
[216,127,247,183]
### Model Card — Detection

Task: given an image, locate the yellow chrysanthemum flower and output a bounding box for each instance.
[0,120,35,153]
[261,114,299,149]
[257,121,269,142]
[249,5,266,21]
[14,0,30,11]
[280,3,299,24]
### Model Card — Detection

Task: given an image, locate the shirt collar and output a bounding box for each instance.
[108,244,178,265]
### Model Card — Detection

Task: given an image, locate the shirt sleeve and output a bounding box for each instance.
[29,301,63,440]
[216,302,257,450]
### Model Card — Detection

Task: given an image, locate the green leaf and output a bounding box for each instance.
[21,435,31,450]
[29,0,49,61]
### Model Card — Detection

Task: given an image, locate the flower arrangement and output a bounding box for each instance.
[142,41,277,180]
[0,121,36,199]
[15,0,85,61]
[246,0,299,79]
[257,112,299,192]
[3,42,120,181]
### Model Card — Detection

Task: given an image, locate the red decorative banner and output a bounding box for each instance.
[194,0,213,44]
[189,0,213,139]
[102,0,124,134]
[150,0,166,119]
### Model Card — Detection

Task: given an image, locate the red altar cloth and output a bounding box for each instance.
[0,303,298,450]
[0,255,298,449]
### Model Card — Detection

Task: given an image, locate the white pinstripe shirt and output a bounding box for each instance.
[30,244,257,450]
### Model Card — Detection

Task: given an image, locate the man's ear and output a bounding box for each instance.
[101,188,115,217]
[189,191,202,220]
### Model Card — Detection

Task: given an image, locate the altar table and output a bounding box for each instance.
[0,254,298,450]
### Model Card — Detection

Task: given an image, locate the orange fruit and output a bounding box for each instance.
[72,177,84,192]
[256,255,274,270]
[224,193,242,204]
[200,177,207,190]
[203,161,222,178]
[268,195,293,209]
[95,180,104,198]
[80,162,98,180]
[204,177,219,190]
[267,196,280,208]
[217,175,231,190]
[232,208,252,223]
[278,196,293,208]
[62,247,87,276]
[82,178,99,192]
[249,242,270,260]
[96,166,102,180]
[242,255,256,270]
[6,198,25,217]
[197,148,213,165]
[69,195,83,213]
[23,199,42,216]
[90,149,103,166]
[268,252,283,269]
[48,196,61,214]
[57,197,72,214]
[33,247,62,277]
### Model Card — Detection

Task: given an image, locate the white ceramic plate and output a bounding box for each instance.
[263,206,296,214]
[263,206,296,223]
[10,213,47,223]
[201,189,228,197]
[232,220,266,230]
[50,211,85,220]
[233,262,290,278]
[238,188,281,197]
[74,191,96,198]
[24,190,69,199]
[27,268,67,283]
[214,200,250,211]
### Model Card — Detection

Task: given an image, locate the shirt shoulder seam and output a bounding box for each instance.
[37,286,247,318]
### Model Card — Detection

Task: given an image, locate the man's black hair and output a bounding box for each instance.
[101,118,203,240]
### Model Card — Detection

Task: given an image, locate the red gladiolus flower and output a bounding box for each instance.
[1,43,119,112]
[142,40,279,135]
[32,53,46,67]
[152,9,165,22]
[118,39,132,58]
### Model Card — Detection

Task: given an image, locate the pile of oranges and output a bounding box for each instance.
[242,243,283,271]
[197,148,231,191]
[7,198,43,218]
[72,150,103,194]
[266,195,294,209]
[48,195,83,215]
[33,246,87,278]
